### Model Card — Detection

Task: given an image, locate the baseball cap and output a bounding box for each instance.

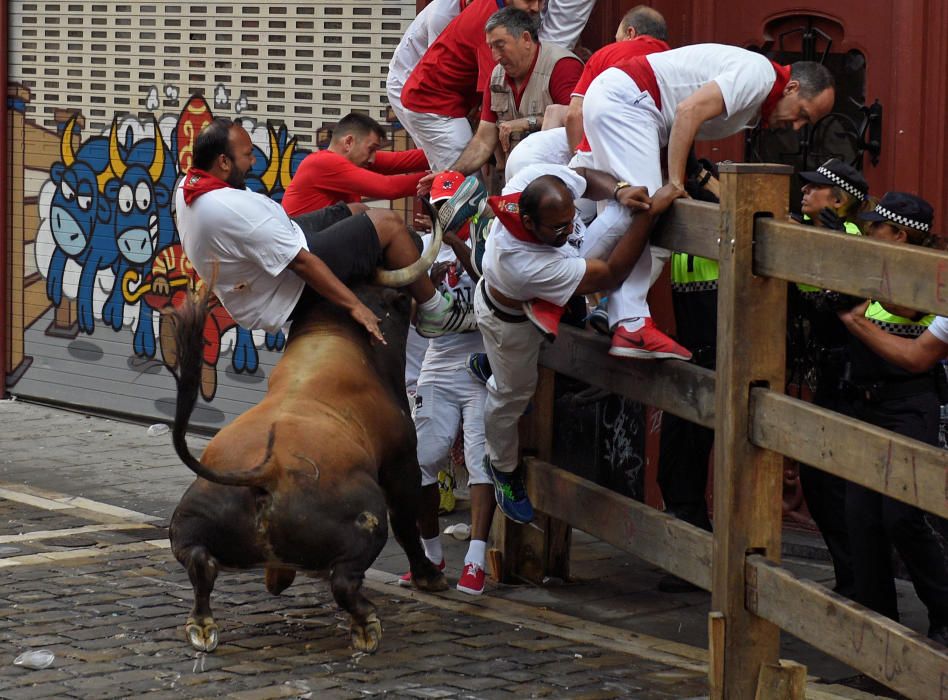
[429,170,467,204]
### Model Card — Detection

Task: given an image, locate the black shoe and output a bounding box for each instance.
[657,573,701,593]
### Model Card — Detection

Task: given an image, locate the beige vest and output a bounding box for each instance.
[488,42,578,123]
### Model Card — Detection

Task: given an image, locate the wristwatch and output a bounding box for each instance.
[526,115,538,131]
[613,180,631,199]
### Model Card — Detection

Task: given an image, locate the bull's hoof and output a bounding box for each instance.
[185,616,219,652]
[412,570,449,592]
[350,613,382,653]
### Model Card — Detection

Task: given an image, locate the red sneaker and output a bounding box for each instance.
[523,299,564,341]
[397,558,445,588]
[456,562,486,596]
[609,319,692,360]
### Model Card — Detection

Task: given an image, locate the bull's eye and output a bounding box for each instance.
[60,181,76,201]
[77,195,92,211]
[118,184,134,213]
[135,182,151,210]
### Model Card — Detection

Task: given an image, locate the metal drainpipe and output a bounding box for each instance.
[0,1,9,397]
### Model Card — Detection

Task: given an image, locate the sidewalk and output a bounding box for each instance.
[0,398,917,698]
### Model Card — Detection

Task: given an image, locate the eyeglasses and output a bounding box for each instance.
[538,219,573,236]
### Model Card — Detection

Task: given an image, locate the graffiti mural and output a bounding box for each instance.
[8,88,325,425]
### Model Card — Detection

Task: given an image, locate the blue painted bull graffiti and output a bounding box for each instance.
[46,114,116,333]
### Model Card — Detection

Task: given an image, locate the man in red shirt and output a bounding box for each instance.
[400,0,543,171]
[282,112,429,217]
[565,5,668,152]
[448,7,582,175]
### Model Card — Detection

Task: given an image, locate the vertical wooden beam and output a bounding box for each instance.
[494,366,570,583]
[708,612,726,700]
[711,163,791,699]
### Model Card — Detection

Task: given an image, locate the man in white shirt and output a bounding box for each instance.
[581,44,835,358]
[175,118,476,340]
[475,163,681,522]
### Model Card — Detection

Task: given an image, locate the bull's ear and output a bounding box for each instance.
[96,195,112,223]
[154,183,170,206]
[51,163,65,181]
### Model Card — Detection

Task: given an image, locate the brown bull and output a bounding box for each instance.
[168,280,448,655]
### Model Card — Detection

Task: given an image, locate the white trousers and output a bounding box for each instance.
[539,0,598,49]
[414,371,489,486]
[473,281,543,474]
[582,67,669,327]
[396,106,473,171]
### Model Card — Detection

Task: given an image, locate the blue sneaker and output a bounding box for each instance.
[486,457,534,524]
[470,208,493,278]
[465,352,493,385]
[586,297,612,336]
[437,174,486,234]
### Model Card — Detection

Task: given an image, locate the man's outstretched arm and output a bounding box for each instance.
[666,81,726,190]
[839,302,948,373]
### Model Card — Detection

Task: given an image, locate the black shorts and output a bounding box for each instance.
[289,203,383,321]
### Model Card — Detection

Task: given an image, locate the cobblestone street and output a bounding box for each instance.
[0,495,709,699]
[0,400,903,699]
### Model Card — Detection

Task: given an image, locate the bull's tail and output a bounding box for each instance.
[170,289,274,488]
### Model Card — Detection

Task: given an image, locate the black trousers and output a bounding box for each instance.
[657,288,716,531]
[840,391,948,628]
[798,387,854,596]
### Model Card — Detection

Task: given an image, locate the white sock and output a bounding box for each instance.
[422,535,443,564]
[419,291,446,313]
[619,317,645,333]
[465,539,487,567]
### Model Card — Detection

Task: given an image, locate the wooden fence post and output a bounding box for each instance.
[492,366,571,583]
[711,163,791,699]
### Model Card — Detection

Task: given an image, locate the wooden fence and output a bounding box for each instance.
[496,164,948,699]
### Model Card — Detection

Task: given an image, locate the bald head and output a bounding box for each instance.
[521,175,576,247]
[617,5,667,42]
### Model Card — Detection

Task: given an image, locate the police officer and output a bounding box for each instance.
[838,192,948,646]
[787,159,870,598]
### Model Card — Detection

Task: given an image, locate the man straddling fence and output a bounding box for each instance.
[580,44,836,359]
[473,163,682,522]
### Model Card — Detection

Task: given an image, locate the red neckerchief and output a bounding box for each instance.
[488,193,542,244]
[759,61,792,129]
[181,168,232,206]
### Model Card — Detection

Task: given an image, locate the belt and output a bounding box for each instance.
[479,281,527,324]
[842,375,937,403]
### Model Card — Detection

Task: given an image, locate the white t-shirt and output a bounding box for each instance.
[647,43,777,140]
[482,163,587,305]
[419,243,484,379]
[505,127,574,183]
[539,0,597,50]
[928,316,948,343]
[386,0,463,100]
[175,184,306,333]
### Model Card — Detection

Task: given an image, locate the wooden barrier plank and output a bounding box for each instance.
[755,218,948,318]
[712,163,792,699]
[746,555,948,700]
[652,199,720,260]
[524,458,712,589]
[750,389,948,519]
[539,326,716,428]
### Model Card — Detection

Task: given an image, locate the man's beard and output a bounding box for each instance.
[225,168,248,190]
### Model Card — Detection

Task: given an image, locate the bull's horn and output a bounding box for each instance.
[279,139,296,190]
[108,118,127,181]
[148,116,167,182]
[261,127,279,192]
[374,209,444,287]
[60,114,79,167]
